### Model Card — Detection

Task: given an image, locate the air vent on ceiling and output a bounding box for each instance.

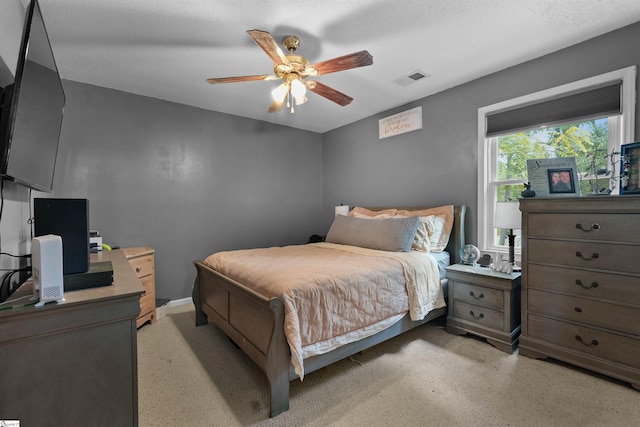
[393,70,431,87]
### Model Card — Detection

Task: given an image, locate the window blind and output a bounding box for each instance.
[486,81,622,137]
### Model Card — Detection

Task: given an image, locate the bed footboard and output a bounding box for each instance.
[193,260,290,417]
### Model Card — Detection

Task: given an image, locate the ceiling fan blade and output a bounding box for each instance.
[247,29,290,65]
[307,81,353,106]
[206,74,277,84]
[310,50,373,75]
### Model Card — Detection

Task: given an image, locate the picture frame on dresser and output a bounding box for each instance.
[526,157,581,197]
[620,141,640,194]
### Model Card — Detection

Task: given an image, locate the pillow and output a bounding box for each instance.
[411,216,435,252]
[351,210,429,252]
[350,211,394,220]
[397,205,454,252]
[348,206,397,218]
[325,214,420,252]
[425,215,446,251]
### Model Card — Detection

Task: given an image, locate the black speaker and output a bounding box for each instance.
[34,198,90,275]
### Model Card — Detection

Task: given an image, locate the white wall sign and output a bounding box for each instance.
[379,106,422,139]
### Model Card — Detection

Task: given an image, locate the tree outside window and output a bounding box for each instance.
[493,117,612,249]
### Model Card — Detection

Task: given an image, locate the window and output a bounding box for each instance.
[477,67,636,257]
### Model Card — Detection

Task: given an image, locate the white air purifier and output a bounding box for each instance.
[32,234,65,307]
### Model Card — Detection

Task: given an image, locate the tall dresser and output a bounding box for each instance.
[519,196,640,390]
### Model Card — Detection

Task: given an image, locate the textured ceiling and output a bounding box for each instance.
[33,0,640,133]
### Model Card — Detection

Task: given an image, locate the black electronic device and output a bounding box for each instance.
[478,254,492,268]
[34,198,90,275]
[0,0,66,192]
[63,261,113,292]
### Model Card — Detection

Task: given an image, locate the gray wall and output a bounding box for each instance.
[321,21,640,242]
[51,81,322,300]
[3,0,640,302]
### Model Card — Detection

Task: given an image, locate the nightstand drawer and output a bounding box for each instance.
[139,275,154,297]
[528,314,640,369]
[528,289,640,336]
[452,282,503,310]
[139,292,155,317]
[527,264,640,304]
[527,213,640,242]
[453,301,503,330]
[528,239,640,274]
[129,254,154,278]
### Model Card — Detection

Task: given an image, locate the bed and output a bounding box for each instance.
[192,205,466,417]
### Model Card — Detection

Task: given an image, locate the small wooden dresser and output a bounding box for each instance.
[123,246,156,328]
[519,196,640,390]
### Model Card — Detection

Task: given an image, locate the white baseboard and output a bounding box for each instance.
[156,297,191,320]
[168,297,191,307]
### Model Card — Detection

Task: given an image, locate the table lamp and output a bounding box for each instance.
[494,201,522,270]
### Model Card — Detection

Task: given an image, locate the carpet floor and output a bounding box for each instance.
[137,304,639,426]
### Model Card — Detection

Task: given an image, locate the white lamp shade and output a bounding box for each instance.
[495,202,521,230]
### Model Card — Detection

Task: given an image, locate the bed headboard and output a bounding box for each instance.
[363,205,467,264]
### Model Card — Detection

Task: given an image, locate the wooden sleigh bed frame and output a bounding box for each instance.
[192,205,466,417]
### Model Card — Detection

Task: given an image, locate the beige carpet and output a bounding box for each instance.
[137,304,639,426]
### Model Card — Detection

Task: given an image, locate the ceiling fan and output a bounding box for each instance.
[206,29,373,113]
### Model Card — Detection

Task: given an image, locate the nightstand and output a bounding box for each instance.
[445,264,521,353]
[122,246,156,328]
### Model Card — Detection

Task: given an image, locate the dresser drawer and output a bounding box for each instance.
[139,275,154,297]
[527,213,640,242]
[527,264,640,304]
[452,282,503,310]
[528,239,640,274]
[528,289,640,336]
[527,314,640,370]
[453,301,503,330]
[129,255,154,278]
[139,292,155,317]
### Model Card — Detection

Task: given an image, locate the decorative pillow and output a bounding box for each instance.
[350,210,429,252]
[325,214,420,252]
[426,215,446,250]
[397,205,454,252]
[411,216,435,252]
[348,206,397,218]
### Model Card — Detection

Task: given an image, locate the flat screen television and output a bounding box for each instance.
[0,0,65,193]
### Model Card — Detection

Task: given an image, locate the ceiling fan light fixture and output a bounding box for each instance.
[271,82,289,103]
[290,78,307,104]
[206,30,373,114]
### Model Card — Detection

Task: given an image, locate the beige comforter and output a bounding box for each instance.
[203,242,444,378]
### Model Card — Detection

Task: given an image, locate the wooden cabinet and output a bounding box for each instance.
[519,196,640,390]
[446,264,521,353]
[123,246,156,328]
[0,250,143,426]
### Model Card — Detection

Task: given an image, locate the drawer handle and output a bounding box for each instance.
[469,291,484,300]
[575,223,600,232]
[574,307,583,313]
[576,251,599,261]
[136,266,142,273]
[575,279,599,290]
[469,310,484,320]
[575,335,598,347]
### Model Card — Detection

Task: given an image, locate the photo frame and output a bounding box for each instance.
[547,168,576,194]
[527,157,580,197]
[620,141,640,194]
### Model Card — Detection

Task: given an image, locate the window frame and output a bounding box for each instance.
[477,66,636,257]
